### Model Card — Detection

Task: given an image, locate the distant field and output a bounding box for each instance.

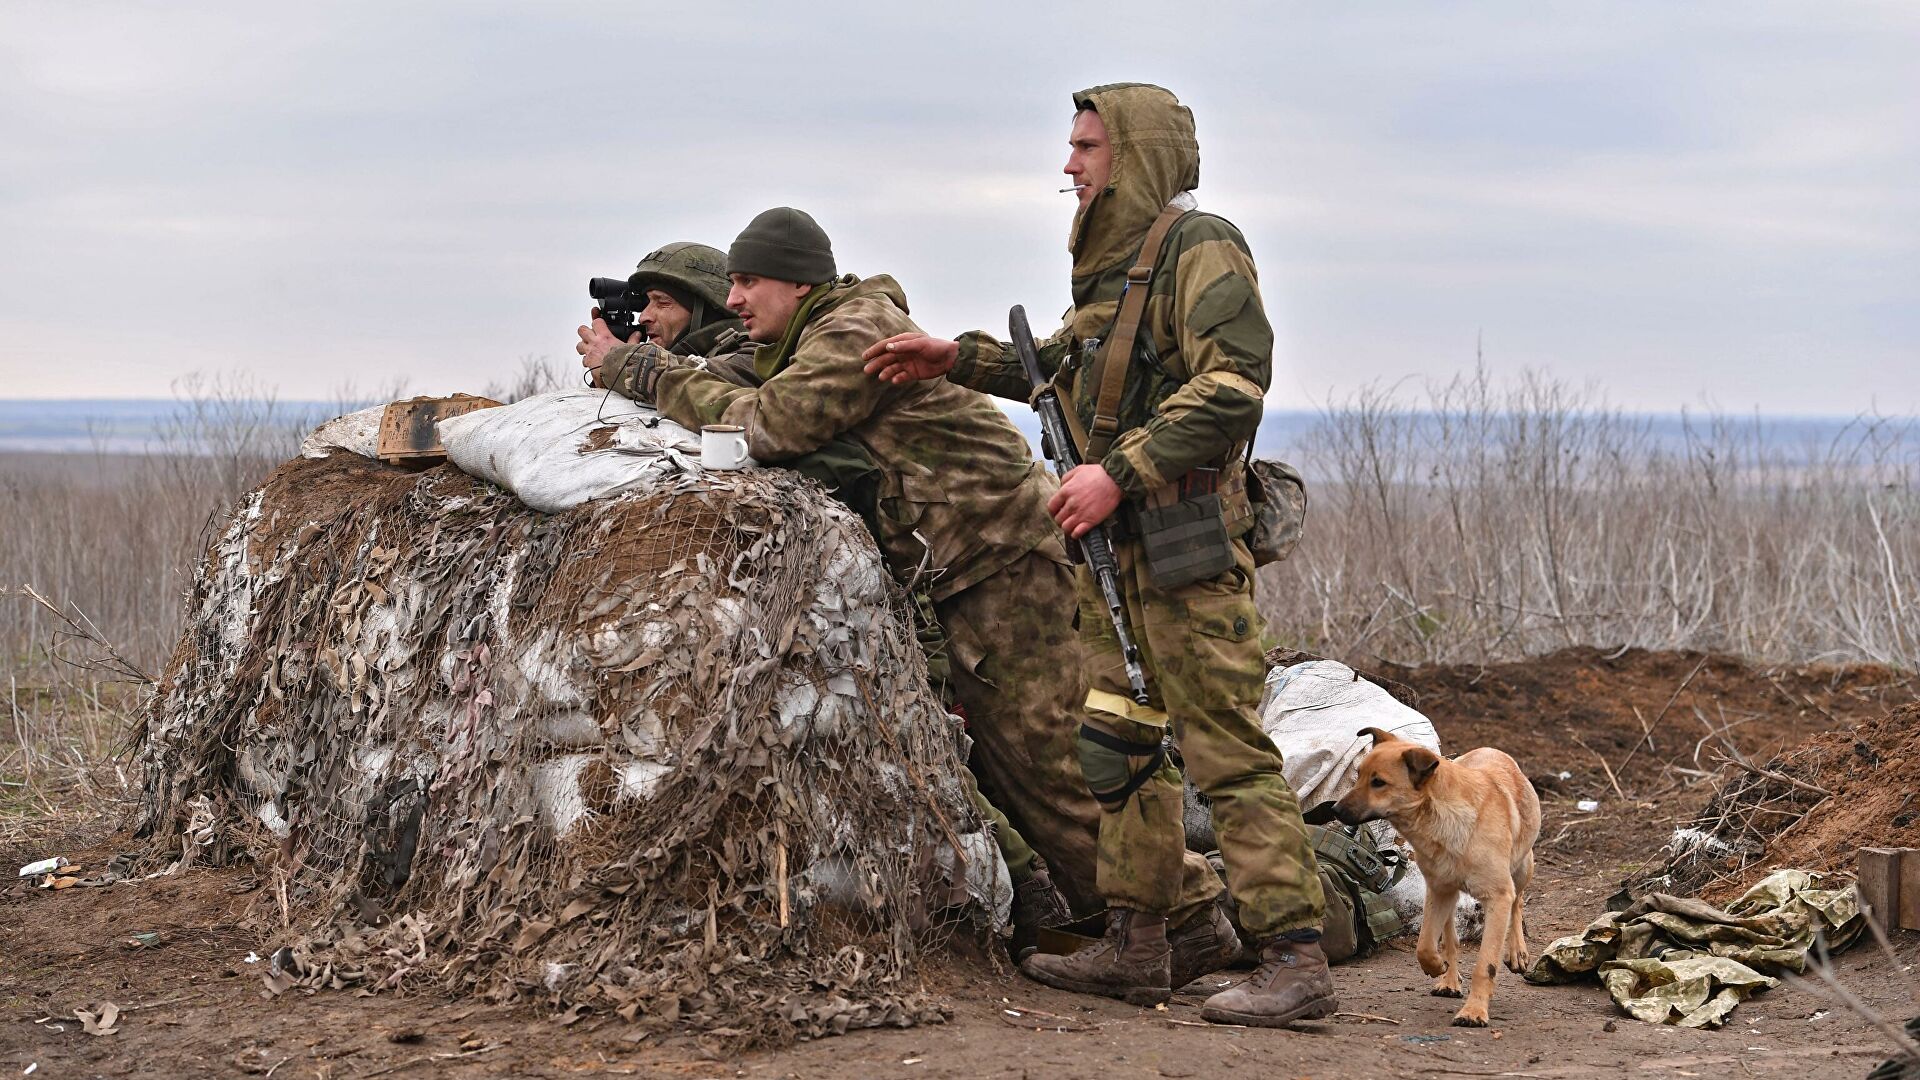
[0,398,342,454]
[0,394,1895,467]
[2,378,1916,677]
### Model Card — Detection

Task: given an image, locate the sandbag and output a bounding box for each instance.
[1185,660,1438,851]
[299,404,384,459]
[436,388,755,513]
[1263,660,1440,808]
[1185,659,1474,942]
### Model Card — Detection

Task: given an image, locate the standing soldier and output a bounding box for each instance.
[576,209,1097,930]
[863,83,1335,1027]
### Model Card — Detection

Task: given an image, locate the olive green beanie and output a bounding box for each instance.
[726,207,836,285]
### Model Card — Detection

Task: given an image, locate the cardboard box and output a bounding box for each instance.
[376,394,501,466]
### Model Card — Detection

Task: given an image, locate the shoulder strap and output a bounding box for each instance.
[1084,202,1188,462]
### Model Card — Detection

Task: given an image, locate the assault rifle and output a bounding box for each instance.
[1009,305,1150,705]
[588,276,643,345]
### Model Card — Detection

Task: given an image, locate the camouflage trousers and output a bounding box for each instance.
[1076,537,1326,939]
[934,549,1223,919]
[932,551,1102,914]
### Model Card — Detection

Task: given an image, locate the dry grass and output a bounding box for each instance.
[1,365,1914,851]
[1259,369,1918,670]
[0,362,568,673]
[0,364,579,850]
[1,670,137,854]
[1,375,348,853]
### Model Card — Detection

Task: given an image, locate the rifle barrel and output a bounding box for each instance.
[1008,304,1151,705]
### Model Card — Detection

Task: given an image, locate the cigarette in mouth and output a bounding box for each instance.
[1058,184,1090,192]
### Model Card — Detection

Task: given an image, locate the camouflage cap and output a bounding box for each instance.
[629,242,732,313]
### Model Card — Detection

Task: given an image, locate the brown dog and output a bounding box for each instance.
[1332,727,1540,1027]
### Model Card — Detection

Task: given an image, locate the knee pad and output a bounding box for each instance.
[1075,724,1168,809]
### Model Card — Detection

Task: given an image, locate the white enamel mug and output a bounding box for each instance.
[700,424,750,470]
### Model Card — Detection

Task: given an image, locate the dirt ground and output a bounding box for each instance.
[5,647,1918,1079]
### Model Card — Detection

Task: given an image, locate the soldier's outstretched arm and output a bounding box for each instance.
[862,327,1072,403]
[861,333,957,383]
[656,308,906,462]
[949,325,1072,402]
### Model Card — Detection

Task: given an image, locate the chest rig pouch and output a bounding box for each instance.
[1080,203,1235,590]
[1131,469,1234,588]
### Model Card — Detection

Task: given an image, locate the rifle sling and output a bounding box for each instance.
[1083,202,1188,463]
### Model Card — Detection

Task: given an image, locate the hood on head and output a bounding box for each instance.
[1068,82,1200,280]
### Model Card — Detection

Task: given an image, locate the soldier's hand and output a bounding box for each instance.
[862,333,957,384]
[1049,463,1123,539]
[577,313,622,375]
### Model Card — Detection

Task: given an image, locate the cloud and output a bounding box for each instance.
[0,1,1914,415]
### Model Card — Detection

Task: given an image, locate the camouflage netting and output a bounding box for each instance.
[134,451,1003,1043]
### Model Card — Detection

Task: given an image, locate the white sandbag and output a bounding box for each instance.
[1185,659,1478,939]
[1261,660,1440,808]
[437,388,756,513]
[299,404,384,459]
[1184,660,1438,852]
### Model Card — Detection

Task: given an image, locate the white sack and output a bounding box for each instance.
[299,404,384,459]
[438,388,755,513]
[1184,660,1438,851]
[1185,659,1477,938]
[1261,660,1440,809]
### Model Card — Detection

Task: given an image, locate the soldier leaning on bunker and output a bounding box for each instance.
[573,211,1146,959]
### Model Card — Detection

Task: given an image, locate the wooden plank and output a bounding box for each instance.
[376,395,501,464]
[1899,848,1920,931]
[1857,846,1902,928]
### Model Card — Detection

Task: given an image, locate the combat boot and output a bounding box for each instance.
[1168,897,1244,990]
[1199,935,1338,1027]
[1019,908,1171,1006]
[1009,864,1072,960]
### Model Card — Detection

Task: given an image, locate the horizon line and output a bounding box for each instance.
[0,397,1913,425]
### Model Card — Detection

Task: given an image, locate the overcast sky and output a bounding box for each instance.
[2,1,1915,414]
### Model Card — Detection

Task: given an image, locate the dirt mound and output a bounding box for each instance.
[1386,646,1904,784]
[1378,647,1912,872]
[1662,703,1920,899]
[131,451,995,1044]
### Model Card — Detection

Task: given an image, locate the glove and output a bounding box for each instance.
[601,342,675,403]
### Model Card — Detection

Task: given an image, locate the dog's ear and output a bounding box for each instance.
[1358,726,1399,745]
[1402,746,1441,788]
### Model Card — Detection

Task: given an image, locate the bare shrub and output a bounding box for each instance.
[0,374,346,672]
[483,354,571,402]
[7,365,1915,693]
[1259,368,1919,669]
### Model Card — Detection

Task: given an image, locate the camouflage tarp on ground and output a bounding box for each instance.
[1525,869,1862,1028]
[133,451,1003,1044]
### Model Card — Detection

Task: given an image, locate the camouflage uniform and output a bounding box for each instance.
[599,272,1124,913]
[658,326,1072,896]
[946,83,1325,941]
[667,318,744,358]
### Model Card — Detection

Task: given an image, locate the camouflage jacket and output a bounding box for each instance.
[604,273,1064,601]
[949,83,1269,508]
[669,317,745,357]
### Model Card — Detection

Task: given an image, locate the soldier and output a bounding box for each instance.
[577,209,1241,982]
[575,231,1084,953]
[578,242,743,357]
[862,84,1336,1026]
